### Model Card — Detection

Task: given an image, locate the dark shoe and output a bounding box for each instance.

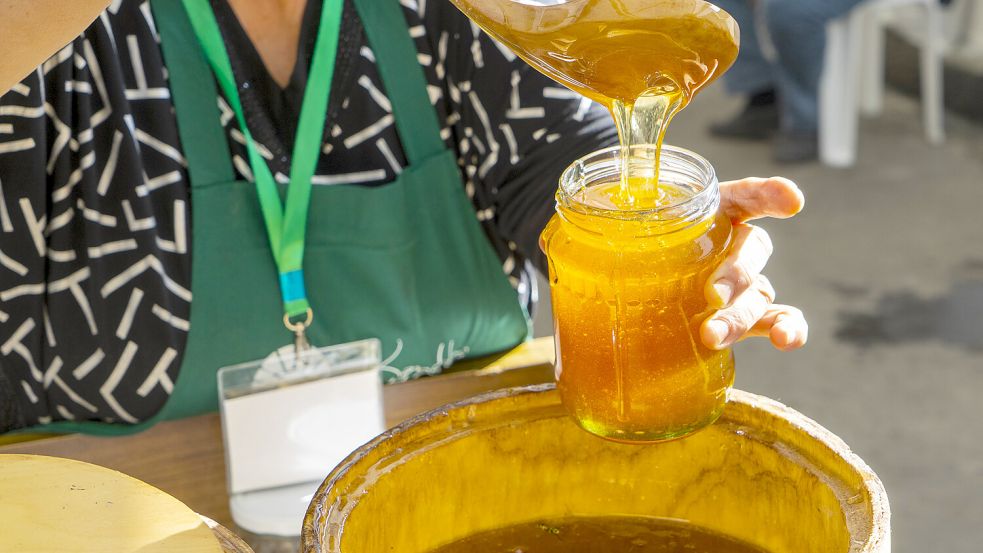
[710,91,779,140]
[773,130,819,164]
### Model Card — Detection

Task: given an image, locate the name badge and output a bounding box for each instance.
[217,338,384,536]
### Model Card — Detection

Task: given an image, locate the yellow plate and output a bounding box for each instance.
[0,454,224,552]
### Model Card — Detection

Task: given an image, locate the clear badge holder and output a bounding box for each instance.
[217,338,384,536]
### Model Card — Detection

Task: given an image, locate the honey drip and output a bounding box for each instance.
[448,0,739,208]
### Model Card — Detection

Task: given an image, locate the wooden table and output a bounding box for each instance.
[0,338,555,529]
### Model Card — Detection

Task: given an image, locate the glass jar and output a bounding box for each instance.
[540,145,734,443]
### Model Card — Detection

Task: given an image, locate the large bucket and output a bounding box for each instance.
[302,385,889,552]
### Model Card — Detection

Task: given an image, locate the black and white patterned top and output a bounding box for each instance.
[0,0,617,430]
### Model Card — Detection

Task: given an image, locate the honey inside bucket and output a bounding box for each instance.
[429,516,768,552]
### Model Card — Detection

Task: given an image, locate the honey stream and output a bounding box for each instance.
[448,0,739,207]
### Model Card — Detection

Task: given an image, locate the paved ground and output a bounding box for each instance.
[533,86,983,552]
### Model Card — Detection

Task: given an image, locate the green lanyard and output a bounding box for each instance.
[182,0,342,339]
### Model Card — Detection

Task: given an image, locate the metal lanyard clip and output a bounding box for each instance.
[284,308,314,357]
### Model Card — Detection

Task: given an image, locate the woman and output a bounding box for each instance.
[0,0,807,433]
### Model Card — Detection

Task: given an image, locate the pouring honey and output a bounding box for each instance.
[448,0,741,445]
[449,0,738,206]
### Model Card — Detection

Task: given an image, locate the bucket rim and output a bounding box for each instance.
[301,385,890,553]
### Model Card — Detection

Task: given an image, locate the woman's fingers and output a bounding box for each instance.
[747,304,809,351]
[701,275,776,350]
[703,177,807,351]
[705,223,773,309]
[719,177,805,222]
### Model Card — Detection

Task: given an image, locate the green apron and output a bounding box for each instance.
[36,0,528,435]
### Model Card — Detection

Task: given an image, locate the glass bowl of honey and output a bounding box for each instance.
[541,144,733,443]
[301,385,889,553]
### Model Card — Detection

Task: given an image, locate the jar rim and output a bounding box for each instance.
[558,144,718,221]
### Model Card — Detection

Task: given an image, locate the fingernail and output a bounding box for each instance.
[705,320,730,348]
[773,325,793,349]
[713,279,733,306]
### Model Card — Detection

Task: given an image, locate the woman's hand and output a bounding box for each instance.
[701,177,807,352]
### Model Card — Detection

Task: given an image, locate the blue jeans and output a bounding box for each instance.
[713,0,865,132]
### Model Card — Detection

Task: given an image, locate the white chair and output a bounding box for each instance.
[820,0,946,168]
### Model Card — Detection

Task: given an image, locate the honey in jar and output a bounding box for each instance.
[428,516,769,553]
[541,145,733,442]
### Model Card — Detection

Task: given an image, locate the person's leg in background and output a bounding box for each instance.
[710,0,780,139]
[761,0,867,162]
